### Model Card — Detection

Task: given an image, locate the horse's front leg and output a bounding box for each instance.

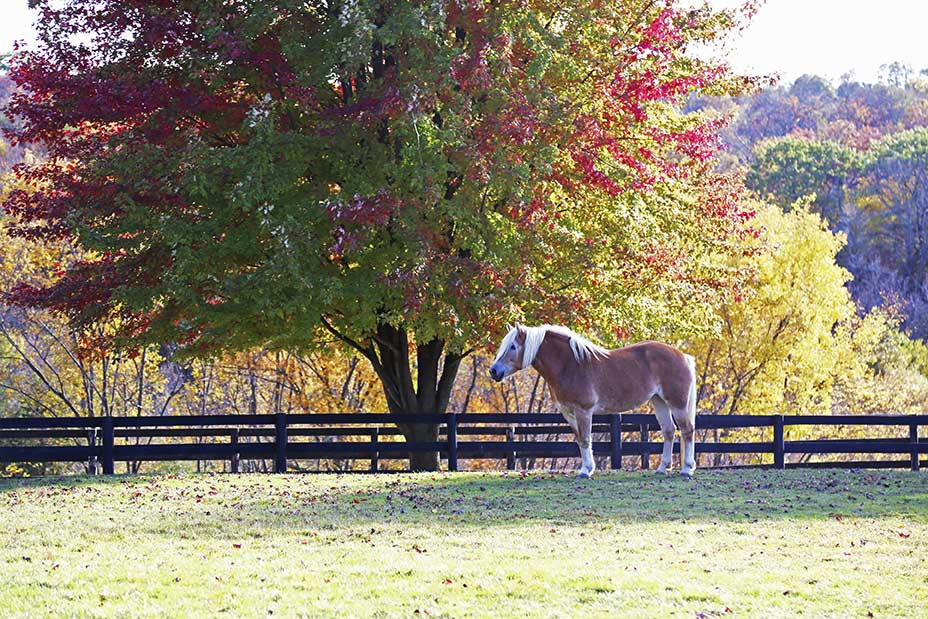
[557,404,593,478]
[574,409,595,479]
[556,402,579,437]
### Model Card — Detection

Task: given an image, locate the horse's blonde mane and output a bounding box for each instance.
[494,324,610,367]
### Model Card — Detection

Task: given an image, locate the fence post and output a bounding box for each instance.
[640,424,649,470]
[610,414,623,470]
[447,413,458,472]
[229,429,240,474]
[910,422,920,472]
[370,428,379,472]
[101,416,114,475]
[773,414,785,469]
[274,413,287,473]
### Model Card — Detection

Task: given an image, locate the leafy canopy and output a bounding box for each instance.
[5,0,757,358]
[690,201,856,417]
[746,138,861,226]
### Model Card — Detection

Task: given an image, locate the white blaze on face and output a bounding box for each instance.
[492,324,520,366]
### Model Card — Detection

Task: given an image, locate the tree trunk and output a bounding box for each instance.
[402,423,442,471]
[323,319,464,471]
[377,325,463,471]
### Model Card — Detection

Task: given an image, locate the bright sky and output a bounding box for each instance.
[701,0,928,83]
[0,0,35,56]
[1,1,927,84]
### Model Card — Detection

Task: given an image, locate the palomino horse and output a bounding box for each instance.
[489,324,697,478]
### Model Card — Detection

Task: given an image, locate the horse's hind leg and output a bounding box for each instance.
[676,354,698,477]
[651,396,675,474]
[672,408,696,477]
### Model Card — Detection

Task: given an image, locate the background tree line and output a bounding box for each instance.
[690,67,928,338]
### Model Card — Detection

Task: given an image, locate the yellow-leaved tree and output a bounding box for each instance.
[692,201,856,419]
[691,200,928,465]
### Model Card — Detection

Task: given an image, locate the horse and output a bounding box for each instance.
[489,324,697,478]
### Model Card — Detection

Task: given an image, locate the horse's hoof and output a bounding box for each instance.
[576,471,592,480]
[655,467,669,475]
[680,471,694,480]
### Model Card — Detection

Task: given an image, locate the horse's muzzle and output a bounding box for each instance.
[488,365,504,382]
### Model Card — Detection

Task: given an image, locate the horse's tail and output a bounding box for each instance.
[684,354,697,422]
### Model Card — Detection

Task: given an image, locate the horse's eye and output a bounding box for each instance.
[510,344,516,351]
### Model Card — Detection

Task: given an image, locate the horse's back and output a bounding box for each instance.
[611,341,693,410]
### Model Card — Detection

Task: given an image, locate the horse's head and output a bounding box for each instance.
[489,324,528,382]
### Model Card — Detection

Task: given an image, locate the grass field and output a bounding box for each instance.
[0,469,926,618]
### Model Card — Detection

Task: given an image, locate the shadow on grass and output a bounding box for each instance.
[1,469,926,538]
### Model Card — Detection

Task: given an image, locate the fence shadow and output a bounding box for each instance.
[2,469,925,540]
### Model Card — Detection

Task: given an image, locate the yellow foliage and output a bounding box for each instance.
[691,201,855,417]
[833,309,928,415]
[690,199,928,462]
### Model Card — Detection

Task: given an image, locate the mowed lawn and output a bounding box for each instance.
[1,469,926,618]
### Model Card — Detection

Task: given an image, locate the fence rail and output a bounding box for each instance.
[0,413,925,473]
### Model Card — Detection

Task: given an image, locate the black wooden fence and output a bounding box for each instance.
[0,413,925,473]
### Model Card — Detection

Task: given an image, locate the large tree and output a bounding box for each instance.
[5,0,756,469]
[691,201,857,421]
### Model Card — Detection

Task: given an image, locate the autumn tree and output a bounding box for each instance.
[691,202,856,419]
[5,1,757,469]
[856,128,928,336]
[831,307,928,418]
[690,197,928,463]
[746,137,860,228]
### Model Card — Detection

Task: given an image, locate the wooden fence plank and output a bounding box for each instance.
[447,413,459,472]
[785,414,922,425]
[1,413,926,473]
[0,417,100,429]
[774,415,785,469]
[0,446,96,462]
[640,424,649,470]
[230,429,240,474]
[370,428,379,472]
[111,414,276,428]
[505,427,516,470]
[911,423,920,472]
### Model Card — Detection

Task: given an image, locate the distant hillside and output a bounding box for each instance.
[691,73,928,339]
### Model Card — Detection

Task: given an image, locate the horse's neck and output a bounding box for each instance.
[531,334,576,388]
